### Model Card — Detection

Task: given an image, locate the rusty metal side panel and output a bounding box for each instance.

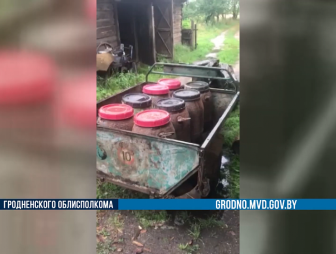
[211,90,235,123]
[97,129,199,196]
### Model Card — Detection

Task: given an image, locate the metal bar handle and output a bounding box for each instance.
[145,62,239,92]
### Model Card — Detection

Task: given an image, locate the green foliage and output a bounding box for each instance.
[221,105,239,147]
[96,180,146,199]
[133,210,169,229]
[179,243,200,254]
[228,155,240,198]
[217,26,239,65]
[221,105,240,199]
[188,223,201,239]
[97,73,145,101]
[182,19,191,29]
[174,20,237,64]
[183,0,239,23]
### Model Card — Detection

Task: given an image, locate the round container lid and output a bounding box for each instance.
[156,98,185,112]
[99,104,134,120]
[158,78,181,90]
[0,50,56,105]
[173,89,200,102]
[143,84,169,95]
[122,93,152,108]
[134,109,170,128]
[185,81,210,92]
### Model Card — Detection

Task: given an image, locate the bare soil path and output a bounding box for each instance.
[97,210,239,254]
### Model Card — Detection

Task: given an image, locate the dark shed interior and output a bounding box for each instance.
[97,0,185,65]
[117,2,155,65]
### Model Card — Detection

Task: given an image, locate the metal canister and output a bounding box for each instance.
[185,81,212,130]
[156,98,191,142]
[142,84,169,107]
[173,89,204,143]
[158,78,182,97]
[122,93,152,114]
[97,104,134,131]
[132,109,176,139]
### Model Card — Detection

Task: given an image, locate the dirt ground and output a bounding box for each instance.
[97,210,239,254]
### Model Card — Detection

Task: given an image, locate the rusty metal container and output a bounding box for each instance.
[142,84,169,107]
[185,81,212,129]
[97,104,134,131]
[156,98,191,142]
[173,89,204,143]
[121,93,152,114]
[132,109,176,139]
[158,78,182,97]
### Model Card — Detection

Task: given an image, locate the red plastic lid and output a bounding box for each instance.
[158,78,181,90]
[134,109,170,127]
[0,50,56,105]
[99,104,134,120]
[143,84,169,95]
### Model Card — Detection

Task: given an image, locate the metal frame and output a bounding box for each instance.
[146,62,238,94]
[97,62,240,197]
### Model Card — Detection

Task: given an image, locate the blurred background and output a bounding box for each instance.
[0,0,96,254]
[241,0,336,253]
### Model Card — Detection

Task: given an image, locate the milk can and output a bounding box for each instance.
[156,98,191,142]
[142,84,169,107]
[122,93,152,114]
[132,109,176,139]
[97,104,134,131]
[158,78,182,97]
[185,81,212,129]
[173,89,204,143]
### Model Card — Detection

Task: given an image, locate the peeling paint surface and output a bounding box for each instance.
[97,130,199,195]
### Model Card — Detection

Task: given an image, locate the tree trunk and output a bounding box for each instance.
[232,0,239,20]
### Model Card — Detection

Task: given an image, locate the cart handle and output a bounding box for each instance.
[145,62,239,93]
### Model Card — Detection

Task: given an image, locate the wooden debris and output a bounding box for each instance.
[132,240,144,247]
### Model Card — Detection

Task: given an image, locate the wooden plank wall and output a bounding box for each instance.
[173,1,183,45]
[96,0,119,48]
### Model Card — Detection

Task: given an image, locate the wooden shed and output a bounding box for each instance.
[97,0,186,65]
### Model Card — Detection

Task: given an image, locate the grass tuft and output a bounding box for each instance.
[217,26,239,65]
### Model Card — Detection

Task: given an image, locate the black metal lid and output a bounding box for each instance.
[173,89,200,102]
[185,81,210,93]
[156,98,185,112]
[122,93,152,108]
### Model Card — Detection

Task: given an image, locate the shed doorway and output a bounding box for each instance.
[116,1,155,65]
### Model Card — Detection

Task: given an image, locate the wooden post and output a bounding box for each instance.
[191,20,195,50]
[194,23,197,49]
[132,5,139,62]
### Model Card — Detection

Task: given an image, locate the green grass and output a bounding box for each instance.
[228,155,240,199]
[173,20,238,64]
[221,105,240,198]
[217,26,239,65]
[96,180,147,199]
[97,73,145,101]
[188,223,201,239]
[221,105,240,147]
[133,210,170,229]
[96,240,116,254]
[179,243,200,254]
